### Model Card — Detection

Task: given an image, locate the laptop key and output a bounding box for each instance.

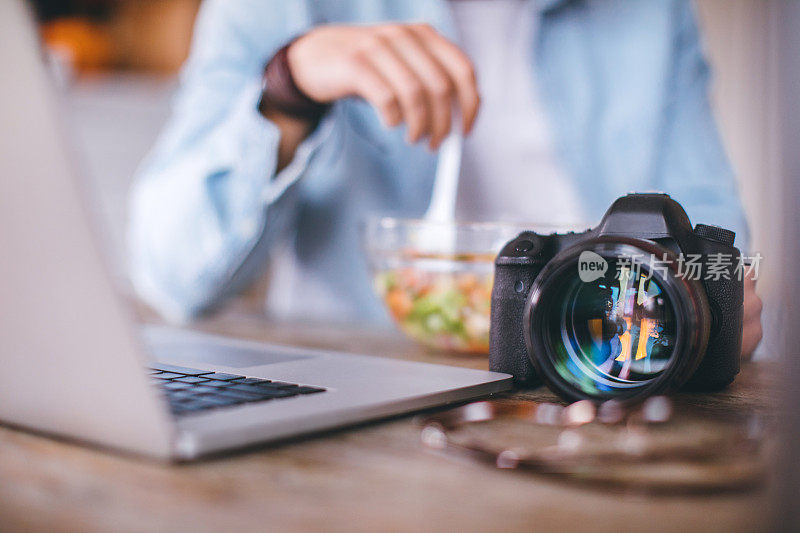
[261,381,298,389]
[172,376,210,384]
[149,363,214,376]
[205,373,246,381]
[226,383,282,395]
[231,385,299,399]
[152,372,185,380]
[167,390,196,400]
[163,375,328,417]
[213,389,265,402]
[191,386,222,395]
[296,386,326,394]
[238,378,271,385]
[162,381,192,391]
[199,380,232,388]
[200,395,241,407]
[261,389,299,398]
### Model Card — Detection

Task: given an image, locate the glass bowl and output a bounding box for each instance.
[363,218,531,354]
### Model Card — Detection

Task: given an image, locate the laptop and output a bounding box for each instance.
[0,1,511,461]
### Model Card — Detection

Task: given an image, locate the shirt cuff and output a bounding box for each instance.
[223,78,336,208]
[262,110,336,204]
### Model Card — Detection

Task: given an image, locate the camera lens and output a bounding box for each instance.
[548,259,677,390]
[524,238,710,402]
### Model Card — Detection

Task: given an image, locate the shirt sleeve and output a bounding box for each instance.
[654,0,750,253]
[127,0,334,321]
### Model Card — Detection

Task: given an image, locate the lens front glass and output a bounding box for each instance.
[540,258,678,397]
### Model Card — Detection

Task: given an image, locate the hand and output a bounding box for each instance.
[287,23,480,149]
[741,276,763,360]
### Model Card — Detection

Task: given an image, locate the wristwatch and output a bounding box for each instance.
[258,40,330,123]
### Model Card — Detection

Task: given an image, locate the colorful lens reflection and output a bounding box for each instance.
[545,260,678,396]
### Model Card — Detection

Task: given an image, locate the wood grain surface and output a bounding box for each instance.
[0,304,776,532]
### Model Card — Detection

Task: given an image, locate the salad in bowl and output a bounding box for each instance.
[364,218,529,354]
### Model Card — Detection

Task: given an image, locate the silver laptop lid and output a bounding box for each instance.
[0,0,173,458]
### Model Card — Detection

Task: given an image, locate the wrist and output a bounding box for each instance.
[258,39,330,123]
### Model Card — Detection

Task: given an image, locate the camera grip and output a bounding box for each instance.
[489,264,542,387]
[683,276,743,391]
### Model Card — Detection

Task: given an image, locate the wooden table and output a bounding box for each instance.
[0,305,776,532]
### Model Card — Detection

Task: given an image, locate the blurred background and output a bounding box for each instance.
[32,0,786,358]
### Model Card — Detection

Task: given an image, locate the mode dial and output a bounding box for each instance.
[694,223,735,245]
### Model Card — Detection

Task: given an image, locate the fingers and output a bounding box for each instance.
[744,291,763,322]
[378,25,454,149]
[411,23,480,134]
[350,57,402,128]
[741,278,763,359]
[743,276,763,322]
[741,320,763,360]
[362,35,430,143]
[347,24,479,147]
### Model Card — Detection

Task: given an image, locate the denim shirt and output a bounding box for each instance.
[128,0,748,323]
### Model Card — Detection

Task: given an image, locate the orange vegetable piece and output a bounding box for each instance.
[385,289,413,320]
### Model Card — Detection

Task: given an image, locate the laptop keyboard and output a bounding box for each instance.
[149,363,326,416]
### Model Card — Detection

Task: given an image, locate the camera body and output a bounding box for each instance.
[489,193,743,399]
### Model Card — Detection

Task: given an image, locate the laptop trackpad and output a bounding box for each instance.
[141,326,312,368]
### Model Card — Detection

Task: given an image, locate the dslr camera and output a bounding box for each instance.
[489,193,743,402]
